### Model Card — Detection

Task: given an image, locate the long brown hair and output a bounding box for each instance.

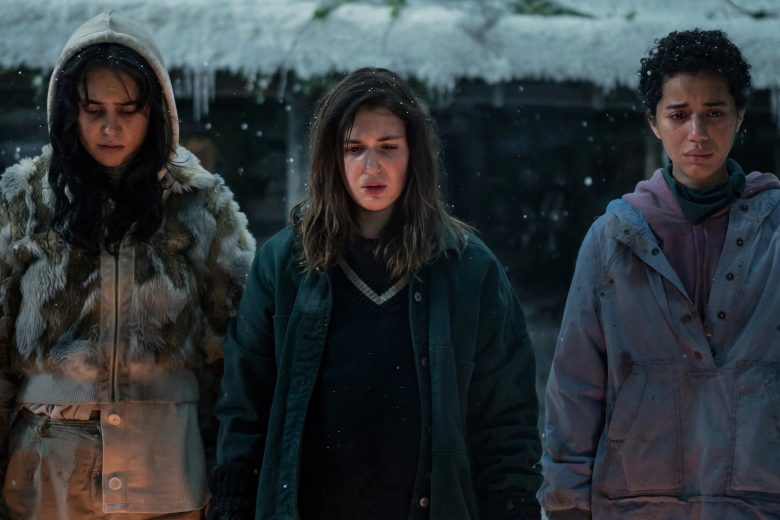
[293,67,471,278]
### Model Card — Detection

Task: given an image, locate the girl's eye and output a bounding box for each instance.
[669,112,686,120]
[120,105,142,115]
[709,110,724,118]
[345,146,363,154]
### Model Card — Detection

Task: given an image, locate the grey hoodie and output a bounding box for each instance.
[47,10,179,151]
[623,167,780,319]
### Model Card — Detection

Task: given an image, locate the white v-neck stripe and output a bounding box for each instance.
[337,258,409,305]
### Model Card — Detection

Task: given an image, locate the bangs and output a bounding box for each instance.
[75,45,156,110]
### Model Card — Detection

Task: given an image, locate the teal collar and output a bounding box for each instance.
[662,159,746,224]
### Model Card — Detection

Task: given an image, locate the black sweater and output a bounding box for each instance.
[298,238,421,520]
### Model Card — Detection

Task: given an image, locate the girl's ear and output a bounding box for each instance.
[647,110,661,139]
[736,109,746,132]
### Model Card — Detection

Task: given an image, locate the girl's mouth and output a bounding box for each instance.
[363,184,386,195]
[98,144,124,152]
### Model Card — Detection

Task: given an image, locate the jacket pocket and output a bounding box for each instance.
[3,413,41,515]
[596,361,682,496]
[729,364,780,494]
[430,345,475,454]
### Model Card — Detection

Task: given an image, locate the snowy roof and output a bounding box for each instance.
[2,0,780,92]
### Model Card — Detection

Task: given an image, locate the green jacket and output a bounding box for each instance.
[214,226,541,519]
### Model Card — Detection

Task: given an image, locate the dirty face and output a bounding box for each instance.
[78,67,150,168]
[342,106,409,237]
[649,71,744,190]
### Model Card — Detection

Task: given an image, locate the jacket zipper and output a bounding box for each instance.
[110,249,120,402]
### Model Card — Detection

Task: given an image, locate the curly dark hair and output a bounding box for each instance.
[638,28,752,118]
[49,43,173,254]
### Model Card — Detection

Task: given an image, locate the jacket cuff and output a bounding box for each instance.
[207,462,259,520]
[482,489,541,519]
[546,509,591,520]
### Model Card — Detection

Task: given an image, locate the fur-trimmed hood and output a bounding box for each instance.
[0,144,219,209]
[46,10,179,150]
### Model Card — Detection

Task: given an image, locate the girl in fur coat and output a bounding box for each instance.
[0,11,255,519]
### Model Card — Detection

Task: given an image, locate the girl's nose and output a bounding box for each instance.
[365,150,381,174]
[101,113,120,136]
[687,114,708,142]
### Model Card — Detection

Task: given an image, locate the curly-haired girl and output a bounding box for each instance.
[540,28,780,519]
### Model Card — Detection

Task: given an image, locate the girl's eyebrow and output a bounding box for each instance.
[83,98,138,106]
[345,135,405,143]
[663,100,728,110]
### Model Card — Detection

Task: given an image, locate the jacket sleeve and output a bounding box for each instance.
[196,174,256,362]
[467,246,542,520]
[209,235,283,520]
[0,172,23,490]
[536,224,607,519]
[194,175,256,473]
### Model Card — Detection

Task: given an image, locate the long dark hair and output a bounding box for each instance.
[48,43,173,254]
[294,67,471,278]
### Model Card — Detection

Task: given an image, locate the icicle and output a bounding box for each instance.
[185,69,217,121]
[771,88,780,133]
[285,96,307,215]
[491,84,504,108]
[276,67,289,101]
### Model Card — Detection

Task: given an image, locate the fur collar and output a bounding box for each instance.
[1,145,218,205]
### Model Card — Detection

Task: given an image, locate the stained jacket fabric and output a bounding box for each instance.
[538,168,780,519]
[0,10,255,515]
[214,226,542,519]
[622,165,780,319]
